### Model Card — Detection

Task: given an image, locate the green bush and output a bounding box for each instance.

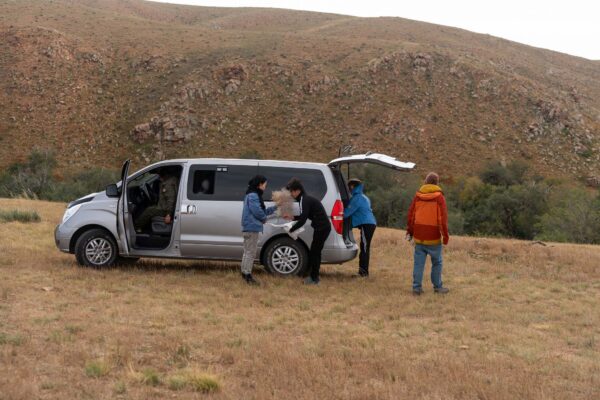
[0,149,119,202]
[84,359,110,378]
[479,160,529,187]
[47,168,120,201]
[0,148,56,199]
[0,209,41,223]
[536,187,600,244]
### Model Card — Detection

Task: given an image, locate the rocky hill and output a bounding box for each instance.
[1,0,599,183]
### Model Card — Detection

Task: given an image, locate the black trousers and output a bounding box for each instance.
[358,224,376,275]
[308,227,331,281]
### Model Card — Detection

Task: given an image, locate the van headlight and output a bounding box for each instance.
[62,204,82,224]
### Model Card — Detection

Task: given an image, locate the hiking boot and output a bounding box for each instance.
[242,273,260,286]
[412,288,423,296]
[434,287,449,294]
[303,277,319,285]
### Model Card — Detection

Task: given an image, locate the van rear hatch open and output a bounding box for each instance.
[328,152,415,171]
[328,153,415,245]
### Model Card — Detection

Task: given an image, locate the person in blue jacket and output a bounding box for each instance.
[241,175,277,285]
[344,178,377,277]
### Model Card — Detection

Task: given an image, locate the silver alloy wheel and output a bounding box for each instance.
[85,238,113,265]
[271,245,300,274]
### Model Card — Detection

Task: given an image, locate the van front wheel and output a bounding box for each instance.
[75,228,118,268]
[263,237,308,276]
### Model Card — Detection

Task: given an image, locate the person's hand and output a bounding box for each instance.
[164,214,172,224]
[405,232,413,242]
[283,214,293,220]
[443,236,449,245]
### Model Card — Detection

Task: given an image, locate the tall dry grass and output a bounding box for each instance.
[0,198,598,399]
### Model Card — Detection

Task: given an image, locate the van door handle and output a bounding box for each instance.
[181,204,197,215]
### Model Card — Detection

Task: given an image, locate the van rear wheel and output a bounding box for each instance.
[75,228,118,268]
[263,237,308,276]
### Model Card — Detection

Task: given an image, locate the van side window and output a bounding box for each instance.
[187,165,258,201]
[192,170,215,195]
[258,167,327,201]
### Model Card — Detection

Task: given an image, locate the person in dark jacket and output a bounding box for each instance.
[134,167,178,233]
[240,175,277,285]
[286,178,331,285]
[344,178,377,277]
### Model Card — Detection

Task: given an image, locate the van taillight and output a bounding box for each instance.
[331,200,344,235]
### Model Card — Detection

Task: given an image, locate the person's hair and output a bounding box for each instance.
[348,178,362,189]
[247,175,267,192]
[286,178,304,193]
[425,172,439,185]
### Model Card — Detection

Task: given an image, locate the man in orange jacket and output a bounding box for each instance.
[406,172,450,295]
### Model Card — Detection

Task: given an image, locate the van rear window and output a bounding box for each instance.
[258,167,327,201]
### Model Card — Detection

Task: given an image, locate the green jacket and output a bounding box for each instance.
[157,176,178,213]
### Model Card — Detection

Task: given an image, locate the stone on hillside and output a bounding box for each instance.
[302,75,339,94]
[224,79,240,95]
[132,122,152,143]
[536,100,568,124]
[586,176,600,188]
[411,53,432,71]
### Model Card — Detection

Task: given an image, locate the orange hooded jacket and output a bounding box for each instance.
[406,184,449,245]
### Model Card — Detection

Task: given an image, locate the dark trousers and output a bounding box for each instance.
[134,206,165,231]
[358,224,376,275]
[308,227,331,281]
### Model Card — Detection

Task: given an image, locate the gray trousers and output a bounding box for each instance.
[241,232,260,274]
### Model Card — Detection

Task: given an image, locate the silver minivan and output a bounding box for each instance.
[54,153,414,275]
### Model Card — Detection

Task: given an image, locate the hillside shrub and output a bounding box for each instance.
[536,187,600,244]
[0,209,41,223]
[0,149,119,202]
[0,148,56,199]
[47,168,120,201]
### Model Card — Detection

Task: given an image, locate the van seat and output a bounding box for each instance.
[151,216,172,235]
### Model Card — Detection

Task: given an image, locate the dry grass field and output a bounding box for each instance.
[0,198,598,399]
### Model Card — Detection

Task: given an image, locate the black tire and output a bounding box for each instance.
[263,237,308,276]
[75,228,118,268]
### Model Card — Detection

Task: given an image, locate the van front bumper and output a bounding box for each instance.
[54,224,74,253]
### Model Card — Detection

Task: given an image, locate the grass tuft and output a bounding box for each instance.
[0,332,24,346]
[141,368,161,386]
[84,359,110,378]
[114,381,127,395]
[166,370,221,393]
[167,375,187,391]
[187,372,221,393]
[0,209,41,223]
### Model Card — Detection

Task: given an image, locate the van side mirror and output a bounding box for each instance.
[105,184,120,197]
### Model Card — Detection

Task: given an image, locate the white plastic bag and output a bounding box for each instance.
[268,221,305,240]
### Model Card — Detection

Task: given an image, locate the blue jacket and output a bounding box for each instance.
[241,192,277,232]
[344,184,377,227]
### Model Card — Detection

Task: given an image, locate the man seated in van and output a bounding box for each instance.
[134,167,178,233]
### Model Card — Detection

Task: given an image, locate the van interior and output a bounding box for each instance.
[330,165,356,246]
[126,165,182,250]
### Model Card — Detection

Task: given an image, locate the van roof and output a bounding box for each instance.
[154,158,329,167]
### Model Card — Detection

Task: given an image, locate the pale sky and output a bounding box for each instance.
[150,0,600,60]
